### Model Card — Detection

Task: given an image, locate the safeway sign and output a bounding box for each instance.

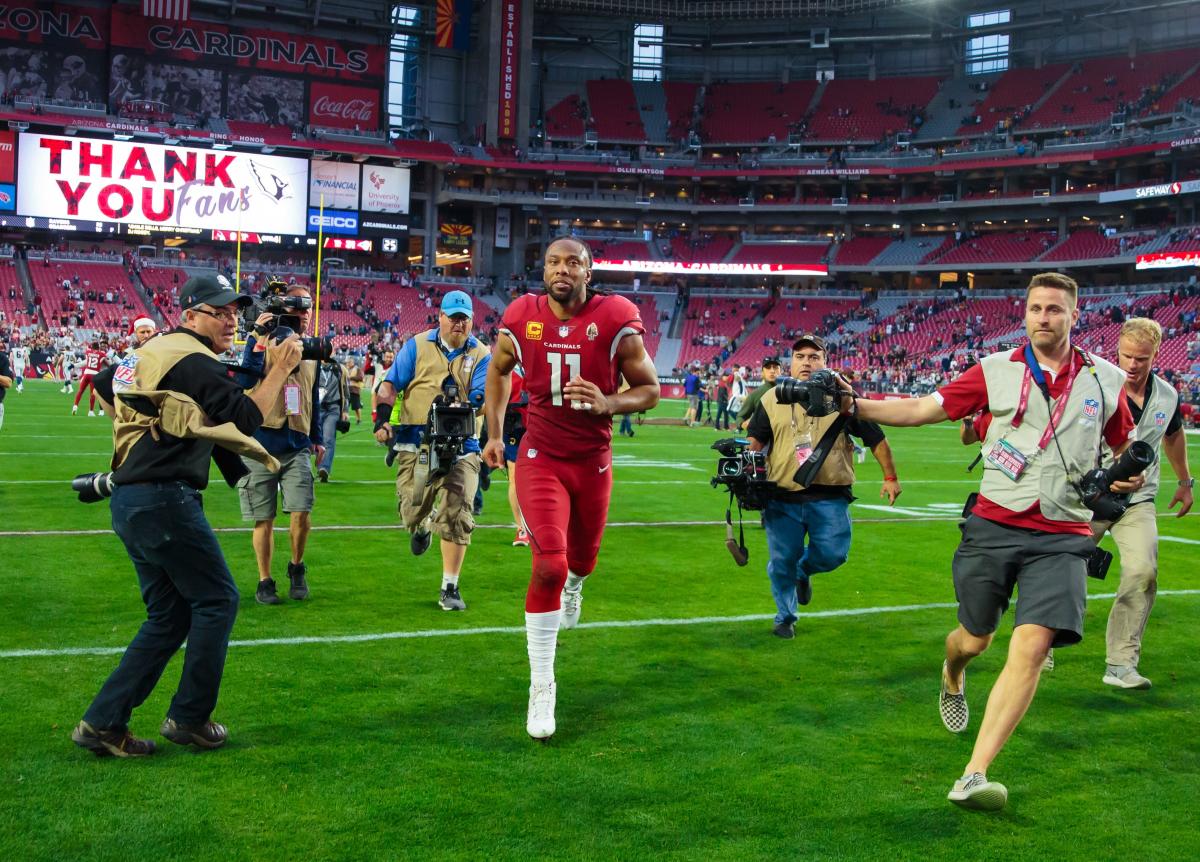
[17,133,309,235]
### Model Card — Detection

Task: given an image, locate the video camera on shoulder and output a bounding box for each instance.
[775,369,843,417]
[243,279,333,362]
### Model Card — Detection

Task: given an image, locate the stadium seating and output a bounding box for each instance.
[956,64,1070,135]
[1040,229,1123,261]
[663,81,699,142]
[806,76,941,142]
[668,235,734,263]
[934,231,1057,264]
[676,296,764,368]
[727,298,862,369]
[585,80,647,142]
[869,236,954,267]
[0,259,37,329]
[593,241,652,260]
[728,243,830,265]
[833,237,895,266]
[545,93,588,140]
[28,261,150,331]
[699,81,817,144]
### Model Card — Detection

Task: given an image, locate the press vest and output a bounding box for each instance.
[110,332,277,473]
[253,352,318,435]
[1127,375,1179,506]
[978,350,1126,523]
[397,331,489,427]
[760,387,856,492]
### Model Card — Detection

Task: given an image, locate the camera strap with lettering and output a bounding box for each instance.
[791,412,851,488]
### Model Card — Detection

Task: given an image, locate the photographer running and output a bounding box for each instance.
[72,275,300,756]
[236,283,325,606]
[1089,318,1193,690]
[316,357,350,483]
[747,335,901,639]
[836,273,1138,811]
[374,291,490,611]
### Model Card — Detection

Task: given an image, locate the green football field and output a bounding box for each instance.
[1,384,1197,861]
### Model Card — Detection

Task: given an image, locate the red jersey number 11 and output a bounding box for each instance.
[546,351,582,406]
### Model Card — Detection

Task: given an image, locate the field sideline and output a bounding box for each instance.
[1,386,1197,861]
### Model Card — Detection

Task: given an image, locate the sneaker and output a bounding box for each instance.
[255,577,281,605]
[473,500,484,516]
[939,662,968,733]
[87,410,96,418]
[287,562,309,600]
[439,583,466,611]
[512,528,530,547]
[160,717,228,749]
[527,681,556,739]
[947,772,1008,811]
[317,468,329,483]
[410,528,432,557]
[796,575,813,606]
[1103,665,1152,690]
[72,720,156,758]
[1042,649,1055,672]
[772,620,795,639]
[71,404,78,415]
[560,587,583,629]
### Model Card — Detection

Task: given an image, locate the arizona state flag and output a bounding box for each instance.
[435,0,472,51]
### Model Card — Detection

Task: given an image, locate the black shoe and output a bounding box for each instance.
[472,501,484,516]
[479,468,491,491]
[410,529,432,556]
[317,468,329,483]
[255,577,282,605]
[160,717,228,749]
[287,562,309,600]
[797,576,813,606]
[772,621,795,639]
[72,720,156,758]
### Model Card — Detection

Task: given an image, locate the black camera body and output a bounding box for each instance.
[776,369,843,417]
[243,280,333,362]
[1078,440,1157,522]
[72,471,115,503]
[335,418,351,434]
[710,437,772,510]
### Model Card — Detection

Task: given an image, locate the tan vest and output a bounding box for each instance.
[397,331,489,426]
[252,350,318,435]
[978,350,1126,523]
[759,387,856,492]
[111,332,279,473]
[1127,375,1178,505]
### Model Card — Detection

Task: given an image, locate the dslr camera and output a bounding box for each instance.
[775,369,844,417]
[710,437,771,510]
[1077,440,1156,522]
[72,471,115,503]
[243,280,333,361]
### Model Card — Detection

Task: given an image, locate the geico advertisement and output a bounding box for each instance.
[17,133,309,235]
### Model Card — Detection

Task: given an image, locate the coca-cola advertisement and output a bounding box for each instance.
[308,80,380,131]
[226,72,306,129]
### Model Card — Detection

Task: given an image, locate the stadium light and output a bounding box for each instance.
[113,133,134,141]
[213,142,231,150]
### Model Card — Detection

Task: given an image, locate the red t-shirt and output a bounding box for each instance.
[936,349,1135,534]
[500,292,644,458]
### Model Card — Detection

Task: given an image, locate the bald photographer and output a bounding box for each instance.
[746,335,901,639]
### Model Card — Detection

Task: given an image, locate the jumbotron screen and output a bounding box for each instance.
[16,133,309,235]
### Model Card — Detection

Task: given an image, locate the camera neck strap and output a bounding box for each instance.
[790,407,852,488]
[1015,343,1079,451]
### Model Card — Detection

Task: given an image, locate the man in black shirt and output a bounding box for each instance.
[747,335,902,639]
[0,348,11,431]
[73,275,301,758]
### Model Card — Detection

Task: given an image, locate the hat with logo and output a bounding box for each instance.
[440,290,474,318]
[762,356,782,368]
[792,333,827,353]
[180,274,252,310]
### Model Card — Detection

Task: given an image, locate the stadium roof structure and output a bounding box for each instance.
[189,0,401,34]
[535,0,921,19]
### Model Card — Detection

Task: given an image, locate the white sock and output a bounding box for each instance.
[441,573,459,589]
[526,610,560,685]
[564,571,587,593]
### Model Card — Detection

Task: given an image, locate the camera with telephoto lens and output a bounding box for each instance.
[710,437,771,510]
[775,369,844,417]
[72,471,115,504]
[1076,440,1156,522]
[242,280,333,362]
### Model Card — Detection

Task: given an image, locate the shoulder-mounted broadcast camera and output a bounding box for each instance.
[387,379,477,482]
[710,437,772,567]
[243,279,333,362]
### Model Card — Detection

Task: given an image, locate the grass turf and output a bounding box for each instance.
[1,384,1198,860]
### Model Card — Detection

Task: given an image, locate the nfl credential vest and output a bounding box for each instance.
[978,350,1126,523]
[760,386,856,492]
[397,331,489,427]
[1127,375,1179,506]
[254,352,318,436]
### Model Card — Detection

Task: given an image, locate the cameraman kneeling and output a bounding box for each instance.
[374,291,490,610]
[73,275,300,756]
[746,335,901,639]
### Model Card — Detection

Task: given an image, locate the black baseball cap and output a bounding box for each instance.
[180,274,252,310]
[792,334,827,353]
[762,357,782,368]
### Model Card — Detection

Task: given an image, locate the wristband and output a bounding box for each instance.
[373,403,394,432]
[884,475,898,482]
[1180,479,1195,488]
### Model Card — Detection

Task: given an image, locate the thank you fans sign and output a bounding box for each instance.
[17,133,308,235]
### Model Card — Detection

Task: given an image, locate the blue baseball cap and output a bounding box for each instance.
[440,290,474,318]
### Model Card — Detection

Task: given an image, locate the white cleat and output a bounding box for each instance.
[87,410,96,418]
[526,682,556,740]
[560,587,583,630]
[71,404,78,415]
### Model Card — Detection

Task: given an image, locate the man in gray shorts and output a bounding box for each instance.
[842,273,1142,811]
[236,283,325,605]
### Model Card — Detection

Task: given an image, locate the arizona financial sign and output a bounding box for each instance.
[17,133,309,235]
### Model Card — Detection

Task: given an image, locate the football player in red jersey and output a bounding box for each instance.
[484,237,660,739]
[72,342,108,417]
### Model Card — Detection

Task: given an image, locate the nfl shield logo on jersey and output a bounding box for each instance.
[558,325,571,338]
[586,322,599,341]
[1082,398,1099,419]
[1154,411,1167,427]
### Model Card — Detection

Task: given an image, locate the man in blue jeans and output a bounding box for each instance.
[316,357,349,482]
[747,335,902,638]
